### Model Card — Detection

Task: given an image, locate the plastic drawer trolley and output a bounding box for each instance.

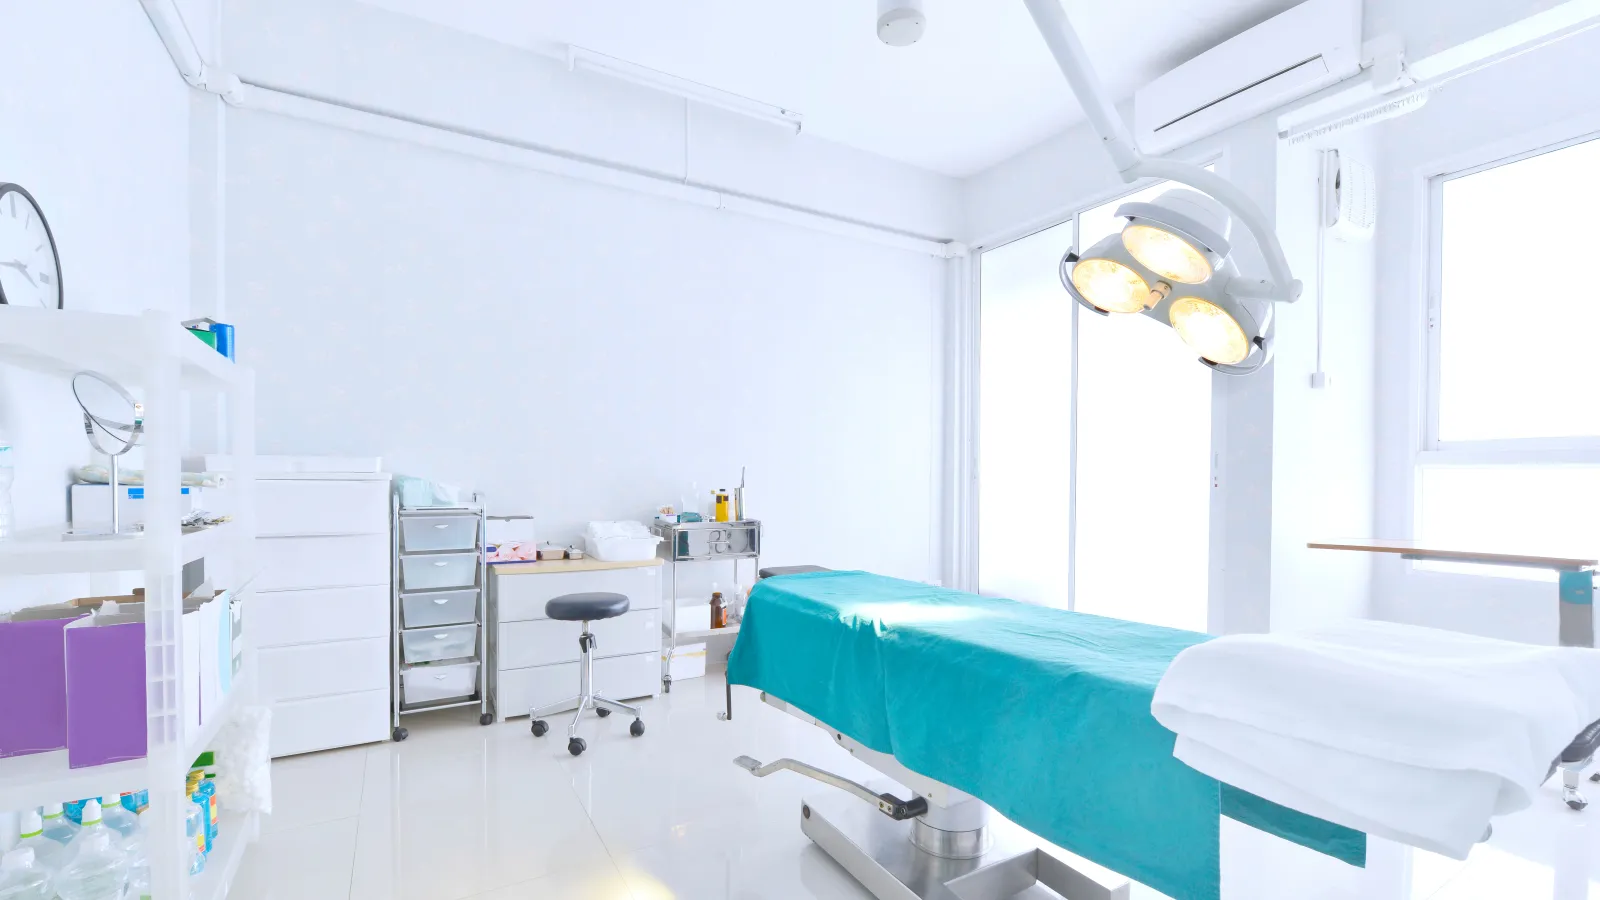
[391,493,492,740]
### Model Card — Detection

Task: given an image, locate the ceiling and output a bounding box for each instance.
[355,0,1304,177]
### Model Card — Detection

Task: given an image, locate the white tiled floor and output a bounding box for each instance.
[230,673,1600,900]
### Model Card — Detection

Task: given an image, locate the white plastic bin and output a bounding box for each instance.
[401,515,480,553]
[401,624,478,663]
[401,589,478,628]
[401,553,478,591]
[583,531,661,562]
[402,662,478,704]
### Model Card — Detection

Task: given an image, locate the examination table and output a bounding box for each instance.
[725,570,1365,900]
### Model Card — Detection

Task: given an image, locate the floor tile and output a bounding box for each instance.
[231,816,359,900]
[466,858,636,900]
[261,745,369,835]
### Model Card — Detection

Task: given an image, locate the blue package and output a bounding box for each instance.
[210,322,235,360]
[121,790,149,815]
[64,798,88,824]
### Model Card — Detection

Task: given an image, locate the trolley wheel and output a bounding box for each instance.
[663,675,673,694]
[479,713,494,726]
[531,720,549,737]
[630,719,645,738]
[1591,772,1600,783]
[568,737,587,756]
[596,707,611,718]
[392,727,408,742]
[1567,797,1589,811]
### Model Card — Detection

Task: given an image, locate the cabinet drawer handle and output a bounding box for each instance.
[434,523,450,529]
[434,561,448,567]
[434,633,449,640]
[433,598,449,605]
[433,674,447,680]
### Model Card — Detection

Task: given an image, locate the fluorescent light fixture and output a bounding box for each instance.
[1021,0,1303,375]
[566,45,803,135]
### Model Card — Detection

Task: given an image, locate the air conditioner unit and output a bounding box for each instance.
[1134,0,1361,155]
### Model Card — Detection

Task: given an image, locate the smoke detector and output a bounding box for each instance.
[877,0,926,46]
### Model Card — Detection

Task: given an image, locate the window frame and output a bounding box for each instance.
[1411,118,1600,575]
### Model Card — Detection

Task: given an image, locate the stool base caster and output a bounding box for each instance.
[531,720,548,737]
[630,719,645,737]
[1591,772,1599,783]
[392,726,408,742]
[662,675,672,694]
[479,712,494,726]
[596,707,611,718]
[568,737,587,756]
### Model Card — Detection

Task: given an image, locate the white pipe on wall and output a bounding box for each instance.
[138,4,965,260]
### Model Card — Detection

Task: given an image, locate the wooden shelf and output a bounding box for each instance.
[1308,538,1599,571]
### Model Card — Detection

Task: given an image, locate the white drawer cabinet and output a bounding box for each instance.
[496,653,658,718]
[258,479,389,537]
[497,565,660,622]
[254,471,392,757]
[260,637,390,702]
[498,609,659,670]
[270,690,389,758]
[253,586,389,648]
[258,533,389,591]
[490,560,662,721]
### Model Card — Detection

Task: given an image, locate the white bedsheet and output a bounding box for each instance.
[1151,619,1600,858]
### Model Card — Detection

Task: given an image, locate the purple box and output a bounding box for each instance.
[64,614,148,768]
[0,611,86,758]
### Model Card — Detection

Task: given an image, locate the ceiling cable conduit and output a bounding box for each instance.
[136,4,965,260]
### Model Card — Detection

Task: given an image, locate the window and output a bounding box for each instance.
[979,181,1212,631]
[1419,133,1600,577]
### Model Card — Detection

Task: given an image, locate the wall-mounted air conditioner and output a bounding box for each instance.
[1134,0,1362,155]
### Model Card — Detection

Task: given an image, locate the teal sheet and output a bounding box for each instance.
[726,571,1366,900]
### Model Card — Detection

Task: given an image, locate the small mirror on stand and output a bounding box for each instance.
[64,371,145,541]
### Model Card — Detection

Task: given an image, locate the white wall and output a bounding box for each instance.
[0,0,192,615]
[220,0,962,243]
[1369,27,1600,643]
[225,108,947,581]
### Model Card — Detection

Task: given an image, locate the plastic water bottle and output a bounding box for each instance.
[12,811,67,873]
[119,832,149,900]
[54,800,128,900]
[97,797,141,843]
[0,848,53,900]
[184,802,205,876]
[40,803,81,846]
[0,438,13,540]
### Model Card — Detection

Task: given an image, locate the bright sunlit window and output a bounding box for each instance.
[979,181,1212,631]
[1418,133,1600,578]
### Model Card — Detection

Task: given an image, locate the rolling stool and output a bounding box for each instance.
[529,592,645,756]
[1556,719,1600,810]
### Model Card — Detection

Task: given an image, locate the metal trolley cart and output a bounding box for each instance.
[391,493,492,740]
[652,519,761,696]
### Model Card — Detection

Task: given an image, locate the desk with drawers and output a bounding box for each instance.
[488,557,663,721]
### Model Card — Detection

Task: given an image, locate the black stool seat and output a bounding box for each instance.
[545,592,629,621]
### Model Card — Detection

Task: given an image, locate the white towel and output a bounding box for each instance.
[1151,619,1600,858]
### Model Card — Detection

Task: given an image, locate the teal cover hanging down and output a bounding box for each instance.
[726,571,1366,900]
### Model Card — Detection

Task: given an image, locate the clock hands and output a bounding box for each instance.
[0,260,38,288]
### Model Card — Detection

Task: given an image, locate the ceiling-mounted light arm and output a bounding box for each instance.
[1021,0,1301,303]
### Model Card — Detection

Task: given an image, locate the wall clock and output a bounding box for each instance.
[0,183,63,309]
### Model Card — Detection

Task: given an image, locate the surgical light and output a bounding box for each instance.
[1018,0,1304,375]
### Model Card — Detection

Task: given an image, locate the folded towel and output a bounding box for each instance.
[74,465,228,488]
[1151,619,1600,858]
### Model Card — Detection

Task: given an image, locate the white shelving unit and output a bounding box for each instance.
[0,307,259,900]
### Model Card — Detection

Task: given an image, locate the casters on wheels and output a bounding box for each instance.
[630,719,645,738]
[392,727,408,742]
[662,675,673,694]
[479,712,494,726]
[1591,772,1600,783]
[531,720,549,737]
[1567,796,1589,811]
[568,737,587,756]
[596,707,611,718]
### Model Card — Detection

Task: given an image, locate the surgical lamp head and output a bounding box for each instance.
[1059,188,1274,374]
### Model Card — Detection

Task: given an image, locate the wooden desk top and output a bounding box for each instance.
[1308,538,1598,572]
[490,556,664,576]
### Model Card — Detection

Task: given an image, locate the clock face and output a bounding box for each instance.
[0,184,62,309]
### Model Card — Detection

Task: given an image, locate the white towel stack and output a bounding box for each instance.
[1151,619,1600,858]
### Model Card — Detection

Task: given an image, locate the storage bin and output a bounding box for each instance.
[0,610,86,758]
[403,662,478,704]
[401,588,478,628]
[402,624,478,664]
[400,515,480,553]
[401,552,478,591]
[583,532,661,562]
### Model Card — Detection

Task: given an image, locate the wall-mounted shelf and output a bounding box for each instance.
[0,522,231,576]
[0,305,239,391]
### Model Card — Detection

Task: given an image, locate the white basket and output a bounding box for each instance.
[403,662,478,704]
[400,589,478,628]
[583,533,661,562]
[401,553,478,591]
[401,624,477,664]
